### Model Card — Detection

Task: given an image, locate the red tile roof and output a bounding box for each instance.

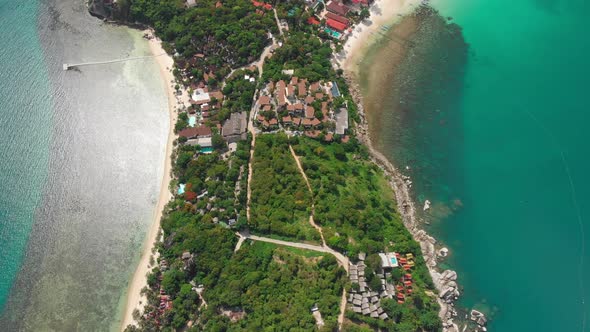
[258,95,271,105]
[309,82,321,92]
[326,12,350,26]
[307,17,321,25]
[252,0,272,10]
[277,80,286,105]
[305,106,315,118]
[327,19,347,32]
[298,81,306,97]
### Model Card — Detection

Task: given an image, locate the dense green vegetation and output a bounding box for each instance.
[200,241,346,331]
[216,68,258,121]
[262,32,336,83]
[250,133,321,243]
[291,136,441,330]
[117,0,443,330]
[118,0,276,86]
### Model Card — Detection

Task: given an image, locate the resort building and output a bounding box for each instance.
[326,1,350,16]
[179,124,212,139]
[222,112,248,143]
[191,88,210,105]
[335,108,349,135]
[378,252,399,269]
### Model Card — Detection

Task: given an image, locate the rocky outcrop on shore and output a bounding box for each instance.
[343,70,488,331]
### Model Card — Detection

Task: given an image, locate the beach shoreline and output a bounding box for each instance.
[335,0,421,73]
[338,3,466,331]
[118,29,188,331]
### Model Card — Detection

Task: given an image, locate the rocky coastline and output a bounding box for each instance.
[343,70,487,332]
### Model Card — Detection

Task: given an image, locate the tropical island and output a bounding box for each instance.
[86,0,483,331]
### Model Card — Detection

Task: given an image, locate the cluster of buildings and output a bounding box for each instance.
[189,87,225,123]
[254,77,349,141]
[347,253,390,320]
[306,0,372,39]
[347,251,418,319]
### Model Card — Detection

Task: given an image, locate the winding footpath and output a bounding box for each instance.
[287,145,348,329]
[288,145,328,247]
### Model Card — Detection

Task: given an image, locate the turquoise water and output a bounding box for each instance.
[0,0,51,312]
[374,0,589,330]
[0,0,169,329]
[429,0,589,329]
[202,147,214,153]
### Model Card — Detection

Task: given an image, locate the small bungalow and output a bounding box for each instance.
[258,95,271,106]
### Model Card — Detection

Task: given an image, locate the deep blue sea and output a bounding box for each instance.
[0,0,169,330]
[366,0,590,330]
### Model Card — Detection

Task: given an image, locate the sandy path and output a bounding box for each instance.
[288,145,327,247]
[119,30,187,331]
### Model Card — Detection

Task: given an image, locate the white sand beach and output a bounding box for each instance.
[119,30,190,331]
[337,0,422,72]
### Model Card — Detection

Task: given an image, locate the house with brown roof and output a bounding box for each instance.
[305,96,315,104]
[326,12,350,26]
[305,130,321,138]
[326,1,350,16]
[282,115,292,124]
[298,81,307,98]
[287,84,295,99]
[305,106,315,118]
[309,82,321,93]
[258,95,271,106]
[209,90,224,101]
[179,125,212,139]
[276,80,286,106]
